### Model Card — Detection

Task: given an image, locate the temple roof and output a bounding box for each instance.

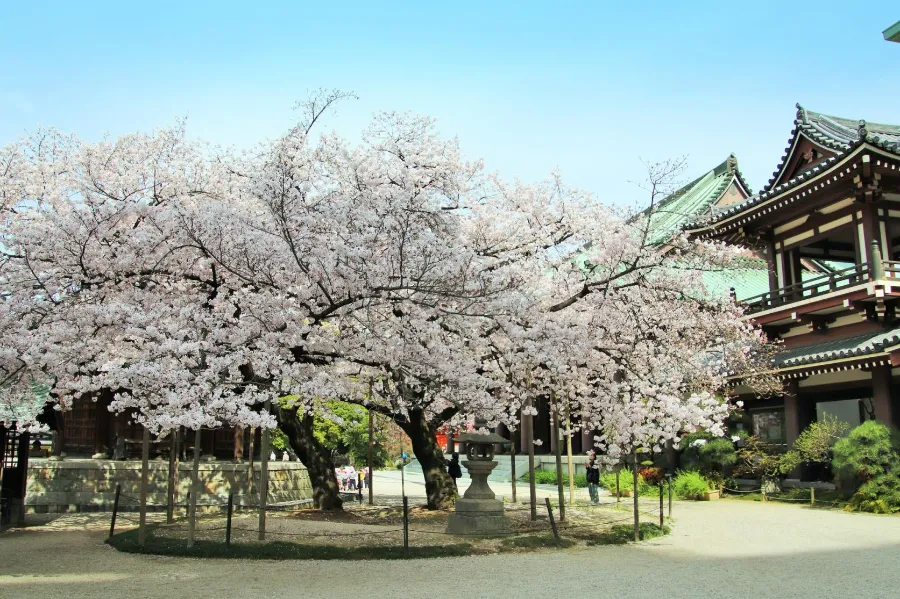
[644,154,752,246]
[684,105,900,232]
[775,327,900,369]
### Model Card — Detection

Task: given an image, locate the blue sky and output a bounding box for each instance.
[1,1,898,204]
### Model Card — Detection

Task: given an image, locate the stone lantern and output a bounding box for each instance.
[446,421,510,535]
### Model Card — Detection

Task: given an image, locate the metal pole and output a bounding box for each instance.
[138,426,150,548]
[258,400,271,541]
[225,492,234,548]
[368,405,375,506]
[544,497,560,544]
[553,409,565,522]
[107,484,121,541]
[187,428,201,548]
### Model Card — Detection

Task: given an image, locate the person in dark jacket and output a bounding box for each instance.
[585,451,601,504]
[448,451,463,484]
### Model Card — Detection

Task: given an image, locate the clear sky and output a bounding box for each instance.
[1,1,898,204]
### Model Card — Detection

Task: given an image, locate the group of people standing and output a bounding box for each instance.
[336,465,370,492]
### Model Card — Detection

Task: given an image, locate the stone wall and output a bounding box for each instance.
[25,458,312,513]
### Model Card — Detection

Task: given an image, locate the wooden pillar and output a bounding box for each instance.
[581,429,593,454]
[783,381,801,449]
[766,233,779,293]
[233,426,244,461]
[872,365,894,426]
[15,432,31,527]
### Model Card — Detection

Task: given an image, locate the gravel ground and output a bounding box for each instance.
[2,499,900,598]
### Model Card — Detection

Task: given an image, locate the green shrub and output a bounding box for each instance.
[672,470,713,500]
[832,421,900,513]
[519,469,588,488]
[679,432,737,485]
[599,470,656,496]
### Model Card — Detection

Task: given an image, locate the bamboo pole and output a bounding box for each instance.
[258,400,271,541]
[138,427,150,548]
[187,428,201,548]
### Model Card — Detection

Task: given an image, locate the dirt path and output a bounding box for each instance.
[2,500,900,598]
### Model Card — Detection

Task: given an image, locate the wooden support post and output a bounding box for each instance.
[510,417,517,503]
[526,398,537,521]
[667,474,673,520]
[187,428,201,549]
[544,497,560,544]
[225,492,234,548]
[368,406,375,506]
[553,408,565,522]
[107,484,121,541]
[402,495,409,553]
[166,430,179,524]
[138,427,150,548]
[258,401,271,541]
[632,450,640,542]
[659,483,664,529]
[15,432,30,528]
[616,470,620,507]
[810,486,816,506]
[565,407,574,506]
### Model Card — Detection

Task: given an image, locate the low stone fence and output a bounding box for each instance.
[25,459,312,513]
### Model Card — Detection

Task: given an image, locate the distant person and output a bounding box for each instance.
[335,467,345,491]
[364,466,371,490]
[346,465,357,491]
[447,452,462,484]
[358,467,365,490]
[585,452,600,505]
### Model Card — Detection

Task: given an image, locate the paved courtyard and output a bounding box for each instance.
[2,486,900,598]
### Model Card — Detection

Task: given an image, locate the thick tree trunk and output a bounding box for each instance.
[398,408,457,510]
[273,406,343,511]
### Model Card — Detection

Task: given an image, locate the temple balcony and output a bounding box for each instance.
[741,259,900,327]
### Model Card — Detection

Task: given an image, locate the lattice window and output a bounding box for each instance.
[2,431,21,469]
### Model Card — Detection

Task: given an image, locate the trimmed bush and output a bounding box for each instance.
[679,432,737,487]
[832,421,900,513]
[672,470,713,500]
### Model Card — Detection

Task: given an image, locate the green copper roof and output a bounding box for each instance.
[644,155,751,246]
[884,20,900,43]
[776,327,900,368]
[700,260,770,302]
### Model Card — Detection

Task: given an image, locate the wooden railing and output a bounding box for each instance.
[743,263,870,314]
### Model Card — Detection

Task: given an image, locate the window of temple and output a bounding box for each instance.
[751,409,786,446]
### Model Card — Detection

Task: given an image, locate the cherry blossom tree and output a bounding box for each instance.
[0,93,775,516]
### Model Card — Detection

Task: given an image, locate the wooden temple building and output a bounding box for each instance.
[506,103,900,461]
[683,104,900,449]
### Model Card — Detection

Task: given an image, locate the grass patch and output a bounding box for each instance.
[498,533,575,552]
[585,523,670,546]
[107,527,473,560]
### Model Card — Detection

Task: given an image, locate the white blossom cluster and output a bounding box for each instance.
[0,99,774,452]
